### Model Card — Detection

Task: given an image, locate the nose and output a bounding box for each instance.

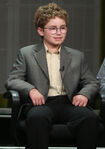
[56,28,61,34]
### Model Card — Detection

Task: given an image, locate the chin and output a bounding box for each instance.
[54,41,63,45]
[53,43,61,47]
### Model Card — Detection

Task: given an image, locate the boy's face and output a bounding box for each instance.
[37,17,67,48]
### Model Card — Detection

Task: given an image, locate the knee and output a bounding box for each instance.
[26,106,53,124]
[84,110,99,126]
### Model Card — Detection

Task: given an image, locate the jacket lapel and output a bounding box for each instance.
[60,46,72,79]
[33,44,49,79]
[33,44,72,80]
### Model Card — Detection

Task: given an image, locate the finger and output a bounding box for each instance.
[72,97,76,105]
[73,99,80,106]
[82,101,87,107]
[41,97,45,104]
[35,98,40,106]
[78,100,84,106]
[32,99,36,105]
[37,98,42,105]
[75,100,80,106]
[37,97,45,105]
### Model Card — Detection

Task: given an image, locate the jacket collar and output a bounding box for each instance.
[60,46,72,79]
[33,43,72,79]
[33,43,49,79]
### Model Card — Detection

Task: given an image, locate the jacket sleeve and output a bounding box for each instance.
[97,59,105,98]
[77,53,99,102]
[5,49,35,98]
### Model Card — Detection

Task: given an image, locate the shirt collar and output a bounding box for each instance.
[44,42,61,54]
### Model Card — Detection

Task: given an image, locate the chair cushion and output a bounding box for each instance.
[16,120,75,146]
[16,119,105,147]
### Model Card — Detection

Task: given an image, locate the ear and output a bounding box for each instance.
[37,27,44,37]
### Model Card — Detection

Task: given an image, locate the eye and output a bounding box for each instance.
[49,27,56,30]
[61,26,66,30]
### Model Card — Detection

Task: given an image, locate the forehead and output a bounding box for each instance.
[45,17,66,27]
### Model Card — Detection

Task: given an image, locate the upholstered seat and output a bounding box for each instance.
[4,90,105,147]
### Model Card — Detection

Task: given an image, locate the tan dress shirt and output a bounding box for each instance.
[44,44,66,97]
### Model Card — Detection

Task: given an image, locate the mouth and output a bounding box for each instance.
[54,37,62,41]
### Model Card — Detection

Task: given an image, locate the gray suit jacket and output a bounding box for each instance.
[97,58,105,98]
[5,43,99,103]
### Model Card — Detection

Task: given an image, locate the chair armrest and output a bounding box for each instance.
[4,90,20,103]
[3,90,21,144]
[4,90,20,119]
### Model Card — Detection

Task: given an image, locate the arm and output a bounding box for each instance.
[5,48,45,105]
[97,59,105,98]
[73,53,99,106]
[5,49,35,98]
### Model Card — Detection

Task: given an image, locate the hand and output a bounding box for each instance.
[29,88,45,106]
[72,95,88,107]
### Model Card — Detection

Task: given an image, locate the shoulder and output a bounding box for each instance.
[19,44,37,54]
[97,58,105,78]
[17,44,43,57]
[102,58,105,66]
[64,46,84,57]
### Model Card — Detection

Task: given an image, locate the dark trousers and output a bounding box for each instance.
[25,95,99,149]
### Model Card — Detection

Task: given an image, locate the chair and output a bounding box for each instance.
[4,90,105,148]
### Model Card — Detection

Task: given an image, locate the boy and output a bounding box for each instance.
[6,3,99,149]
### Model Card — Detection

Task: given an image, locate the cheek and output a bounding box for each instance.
[64,33,67,38]
[45,35,54,41]
[44,33,51,39]
[61,35,66,41]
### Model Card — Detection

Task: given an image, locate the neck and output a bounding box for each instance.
[44,42,60,53]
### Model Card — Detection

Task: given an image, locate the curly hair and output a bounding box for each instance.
[34,3,69,29]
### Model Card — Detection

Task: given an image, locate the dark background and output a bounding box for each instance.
[100,0,105,63]
[0,0,104,95]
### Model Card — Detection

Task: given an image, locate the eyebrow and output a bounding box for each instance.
[48,25,66,27]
